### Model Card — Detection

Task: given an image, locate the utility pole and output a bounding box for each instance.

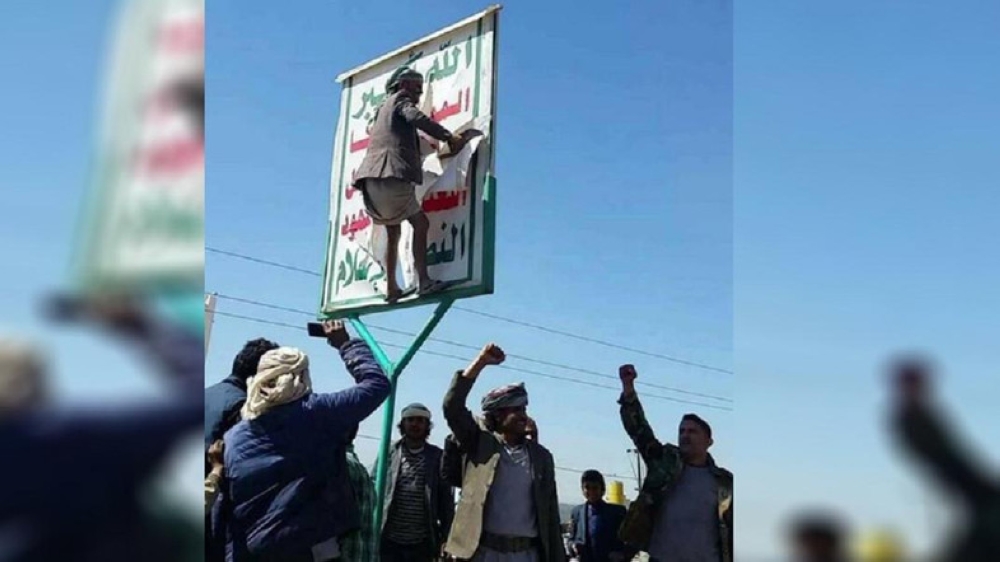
[204,292,217,352]
[627,448,643,493]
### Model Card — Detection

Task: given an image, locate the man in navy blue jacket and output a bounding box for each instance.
[569,471,630,562]
[204,337,279,561]
[204,338,279,461]
[221,320,391,562]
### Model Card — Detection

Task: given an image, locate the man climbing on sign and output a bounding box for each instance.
[354,66,477,302]
[617,364,733,562]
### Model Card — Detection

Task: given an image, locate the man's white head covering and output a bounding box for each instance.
[241,346,312,421]
[0,336,48,414]
[401,402,432,420]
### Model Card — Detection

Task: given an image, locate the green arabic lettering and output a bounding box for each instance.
[342,250,356,288]
[351,89,388,121]
[355,253,381,282]
[335,255,347,293]
[121,197,202,243]
[426,239,440,266]
[369,262,385,283]
[351,89,371,119]
[427,47,461,84]
[426,58,442,83]
[465,35,473,68]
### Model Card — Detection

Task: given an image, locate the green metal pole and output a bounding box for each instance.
[348,298,454,543]
[348,316,394,374]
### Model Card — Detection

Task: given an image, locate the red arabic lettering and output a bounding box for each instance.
[422,190,466,213]
[350,131,370,153]
[159,19,204,53]
[345,170,359,199]
[432,91,463,123]
[135,137,204,177]
[340,210,372,240]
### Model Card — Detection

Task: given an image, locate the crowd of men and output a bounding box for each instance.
[202,321,732,562]
[202,66,731,562]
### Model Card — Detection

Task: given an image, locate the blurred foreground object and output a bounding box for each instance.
[74,0,203,296]
[0,295,203,561]
[0,0,205,558]
[0,338,48,414]
[787,509,848,562]
[606,480,626,506]
[888,356,1000,561]
[853,528,905,562]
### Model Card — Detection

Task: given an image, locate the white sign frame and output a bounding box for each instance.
[320,5,501,318]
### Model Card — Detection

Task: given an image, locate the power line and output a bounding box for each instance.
[211,310,732,412]
[206,246,734,375]
[354,432,631,480]
[207,247,321,277]
[451,307,733,375]
[213,292,732,404]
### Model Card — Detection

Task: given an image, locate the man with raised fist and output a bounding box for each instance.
[442,344,566,562]
[888,357,1000,560]
[617,364,733,562]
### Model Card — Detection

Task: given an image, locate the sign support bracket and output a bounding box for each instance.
[347,297,454,539]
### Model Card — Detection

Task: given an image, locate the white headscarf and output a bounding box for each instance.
[241,346,312,421]
[0,336,48,415]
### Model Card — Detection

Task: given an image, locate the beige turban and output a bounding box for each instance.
[241,346,312,421]
[0,336,48,414]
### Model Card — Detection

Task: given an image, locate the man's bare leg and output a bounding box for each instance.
[385,224,402,301]
[408,212,436,290]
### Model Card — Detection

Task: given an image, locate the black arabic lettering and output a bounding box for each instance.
[460,223,466,258]
[426,240,440,266]
[404,50,423,67]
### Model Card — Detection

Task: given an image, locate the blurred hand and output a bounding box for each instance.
[83,294,148,333]
[891,357,931,406]
[207,439,224,472]
[323,320,350,349]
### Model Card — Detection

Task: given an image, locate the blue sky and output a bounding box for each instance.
[205,0,733,514]
[736,1,1000,557]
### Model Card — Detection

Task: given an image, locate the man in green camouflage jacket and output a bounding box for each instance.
[617,365,733,562]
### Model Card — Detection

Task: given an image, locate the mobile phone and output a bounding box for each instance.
[44,294,87,322]
[307,322,326,338]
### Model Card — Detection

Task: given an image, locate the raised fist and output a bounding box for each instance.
[619,364,638,386]
[477,343,506,366]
